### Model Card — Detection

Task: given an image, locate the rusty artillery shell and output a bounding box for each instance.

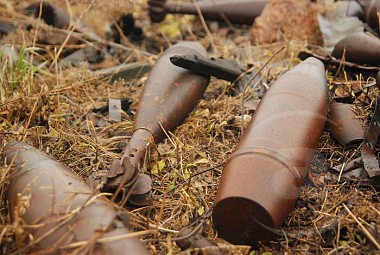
[331,32,380,66]
[149,0,268,25]
[4,142,149,255]
[212,57,328,246]
[329,102,365,146]
[105,42,210,200]
[126,41,209,152]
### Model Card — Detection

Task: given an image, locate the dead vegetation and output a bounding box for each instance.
[0,0,379,254]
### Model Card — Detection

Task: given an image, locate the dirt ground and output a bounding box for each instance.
[0,0,379,254]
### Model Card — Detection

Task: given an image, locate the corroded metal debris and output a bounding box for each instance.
[331,32,380,66]
[175,226,219,254]
[148,0,268,25]
[212,57,328,246]
[95,42,210,205]
[4,142,149,255]
[361,98,380,177]
[329,102,365,146]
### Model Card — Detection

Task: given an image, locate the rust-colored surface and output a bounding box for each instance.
[331,32,380,66]
[149,0,268,25]
[176,226,219,254]
[4,142,149,255]
[212,57,328,246]
[329,102,365,146]
[103,42,210,203]
[359,0,380,30]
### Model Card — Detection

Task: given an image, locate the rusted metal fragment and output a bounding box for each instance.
[128,174,153,206]
[149,0,268,25]
[176,226,219,254]
[331,32,380,66]
[212,57,328,246]
[97,42,210,205]
[329,102,365,146]
[4,142,149,255]
[95,62,151,83]
[361,98,380,177]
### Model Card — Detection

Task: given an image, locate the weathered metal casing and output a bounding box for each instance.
[115,42,210,177]
[212,58,328,246]
[331,32,380,66]
[149,0,268,25]
[4,142,149,255]
[329,102,365,146]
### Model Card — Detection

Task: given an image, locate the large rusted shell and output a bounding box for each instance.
[329,102,365,146]
[4,142,149,255]
[212,57,328,246]
[331,32,380,66]
[149,0,268,25]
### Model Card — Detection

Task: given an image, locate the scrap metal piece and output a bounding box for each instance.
[329,102,366,146]
[331,32,380,66]
[361,98,380,177]
[148,0,268,25]
[170,54,263,95]
[94,62,151,83]
[4,142,149,255]
[176,226,219,254]
[212,58,328,246]
[100,42,210,203]
[109,98,122,122]
[170,54,242,82]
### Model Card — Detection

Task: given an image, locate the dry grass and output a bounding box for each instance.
[0,0,379,254]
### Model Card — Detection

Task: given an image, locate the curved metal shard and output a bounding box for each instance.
[4,142,149,255]
[212,58,328,246]
[329,102,365,146]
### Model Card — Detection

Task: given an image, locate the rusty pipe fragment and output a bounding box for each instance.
[148,0,269,25]
[329,102,365,146]
[212,57,328,246]
[4,142,149,255]
[331,32,380,66]
[102,42,210,203]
